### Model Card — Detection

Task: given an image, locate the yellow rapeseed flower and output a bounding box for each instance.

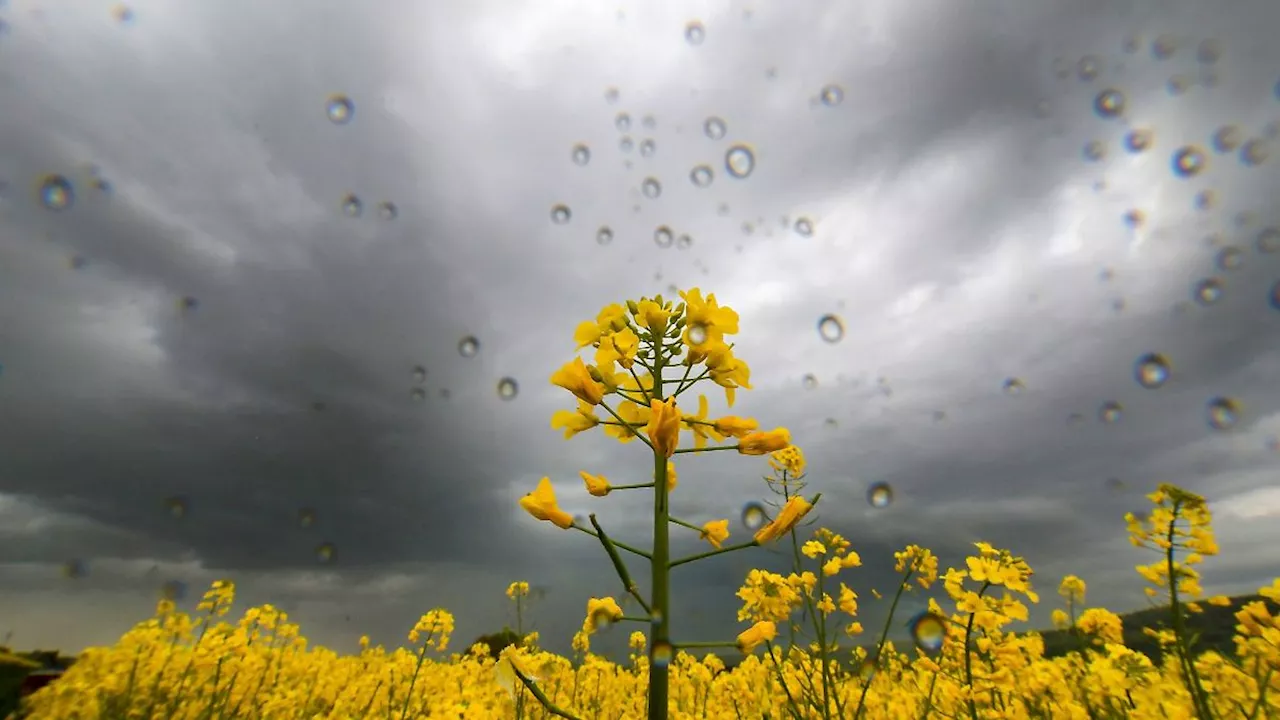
[580,470,611,497]
[518,477,574,529]
[736,621,777,653]
[646,397,681,457]
[699,519,730,549]
[550,356,605,405]
[738,428,791,455]
[754,496,813,544]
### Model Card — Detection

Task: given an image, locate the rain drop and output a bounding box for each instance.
[604,87,620,104]
[325,95,355,124]
[1152,35,1177,59]
[819,84,844,106]
[1206,397,1240,430]
[410,387,426,402]
[162,580,188,601]
[62,559,88,579]
[1077,56,1101,81]
[1123,209,1145,229]
[551,204,572,224]
[1134,353,1171,389]
[1172,146,1207,177]
[412,365,427,383]
[817,314,844,343]
[1197,39,1221,64]
[298,509,316,528]
[740,502,767,530]
[858,657,877,681]
[794,218,814,237]
[703,117,727,140]
[458,336,480,358]
[1093,89,1125,118]
[1193,278,1224,305]
[1083,140,1107,161]
[1216,247,1242,271]
[866,482,893,509]
[639,138,656,157]
[641,177,662,199]
[802,374,818,390]
[651,641,674,667]
[341,194,363,217]
[615,113,632,132]
[687,323,708,346]
[725,144,756,178]
[571,144,591,166]
[684,20,705,45]
[907,611,947,654]
[1255,227,1280,254]
[377,201,398,220]
[619,136,634,153]
[1241,138,1270,167]
[596,226,613,245]
[654,226,674,248]
[497,377,519,400]
[689,165,714,188]
[1270,281,1280,311]
[675,234,692,250]
[315,542,336,563]
[1002,378,1025,395]
[37,175,74,211]
[1099,401,1123,424]
[1124,129,1153,153]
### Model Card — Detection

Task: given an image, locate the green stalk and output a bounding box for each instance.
[1164,508,1215,720]
[647,346,671,720]
[853,570,916,720]
[963,582,992,720]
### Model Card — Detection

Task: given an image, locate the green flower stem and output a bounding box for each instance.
[673,368,712,396]
[672,641,740,650]
[586,514,653,616]
[673,445,738,454]
[627,366,652,403]
[570,525,651,559]
[667,516,703,532]
[510,662,583,720]
[617,616,652,623]
[598,400,655,452]
[612,482,656,491]
[963,581,992,720]
[1164,506,1215,720]
[854,569,916,720]
[668,539,760,569]
[649,432,672,719]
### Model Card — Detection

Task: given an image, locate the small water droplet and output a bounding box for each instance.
[325,95,355,124]
[819,84,844,106]
[1193,278,1224,305]
[1167,75,1192,96]
[458,336,480,358]
[687,322,708,346]
[1077,56,1101,81]
[689,165,714,188]
[1123,209,1145,229]
[675,234,692,250]
[496,377,519,400]
[725,144,756,178]
[164,496,188,519]
[596,226,613,245]
[37,175,74,211]
[615,113,632,132]
[654,226,674,248]
[866,482,893,509]
[1152,35,1177,59]
[684,20,705,45]
[641,177,662,198]
[315,542,336,563]
[651,641,674,667]
[1134,353,1171,389]
[377,201,398,220]
[703,117,727,140]
[619,136,634,153]
[341,194,363,217]
[412,366,427,383]
[794,218,814,237]
[299,508,316,528]
[1002,378,1025,395]
[639,138,656,157]
[604,87,620,104]
[1094,89,1125,118]
[1172,146,1208,177]
[178,296,199,312]
[740,502,767,530]
[410,387,427,402]
[907,611,946,653]
[1206,397,1241,430]
[1197,38,1221,64]
[642,115,656,130]
[1099,401,1123,424]
[1124,129,1153,153]
[817,314,844,343]
[1216,247,1242,271]
[571,144,591,166]
[1083,140,1107,161]
[1240,138,1270,167]
[802,373,818,390]
[1194,190,1215,211]
[1255,227,1280,254]
[1212,126,1242,153]
[551,204,572,224]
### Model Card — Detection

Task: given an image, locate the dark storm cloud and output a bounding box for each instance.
[1,0,1278,660]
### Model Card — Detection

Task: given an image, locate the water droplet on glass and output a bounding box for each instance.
[410,387,427,402]
[315,542,336,563]
[458,336,480,358]
[1193,278,1224,305]
[1099,401,1123,424]
[794,218,814,237]
[619,136,634,153]
[675,234,692,250]
[1002,378,1025,395]
[684,20,705,45]
[1255,227,1280,254]
[615,113,632,132]
[1134,353,1171,389]
[817,314,844,343]
[651,641,674,667]
[641,177,662,198]
[341,194,363,217]
[1211,126,1242,153]
[164,496,188,519]
[178,296,199,313]
[1152,35,1176,59]
[654,226,674,248]
[725,144,756,178]
[1194,190,1215,211]
[162,580,187,601]
[1123,209,1145,229]
[741,502,767,530]
[1077,56,1101,81]
[704,117,727,140]
[1172,146,1207,177]
[551,204,571,224]
[1197,39,1221,64]
[325,95,354,124]
[497,377,519,400]
[1206,397,1241,430]
[642,115,656,129]
[571,144,591,166]
[687,322,708,346]
[1216,247,1242,271]
[604,87,620,104]
[1094,89,1125,118]
[377,201,398,220]
[596,226,613,245]
[819,84,844,106]
[907,611,946,653]
[689,165,714,188]
[299,508,316,528]
[1241,138,1270,167]
[1124,129,1153,154]
[639,138,656,157]
[1083,140,1107,161]
[38,175,74,211]
[590,607,616,631]
[412,365,427,383]
[802,373,818,390]
[866,482,893,509]
[62,559,87,579]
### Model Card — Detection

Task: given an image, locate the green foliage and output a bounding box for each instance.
[468,626,524,660]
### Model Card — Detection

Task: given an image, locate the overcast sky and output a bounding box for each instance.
[1,0,1278,661]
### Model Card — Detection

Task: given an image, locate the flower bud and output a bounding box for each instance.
[626,300,641,315]
[654,294,665,306]
[587,365,604,382]
[610,317,628,332]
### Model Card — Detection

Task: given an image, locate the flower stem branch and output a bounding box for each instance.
[589,515,648,604]
[510,662,583,720]
[612,482,655,491]
[673,641,740,650]
[673,445,739,455]
[599,401,655,451]
[669,540,759,569]
[667,516,702,532]
[572,524,651,559]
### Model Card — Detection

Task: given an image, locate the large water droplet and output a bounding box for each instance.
[654,226,674,249]
[690,165,714,188]
[1172,146,1208,177]
[38,175,74,211]
[1002,378,1026,395]
[1124,129,1153,154]
[817,314,844,343]
[820,84,844,106]
[866,482,893,509]
[551,204,571,224]
[615,113,632,132]
[1134,353,1171,389]
[1213,126,1242,153]
[619,136,634,153]
[907,611,947,654]
[651,641,674,667]
[571,144,591,166]
[740,502,767,530]
[1256,227,1280,254]
[1206,397,1240,430]
[458,336,480,357]
[639,138,656,157]
[596,226,613,245]
[1094,89,1125,118]
[325,95,354,124]
[341,194,363,217]
[684,20,705,45]
[641,177,662,198]
[497,377,519,400]
[794,218,814,237]
[704,117,727,140]
[1241,138,1270,167]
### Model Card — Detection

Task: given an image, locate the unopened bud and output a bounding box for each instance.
[587,365,604,382]
[610,317,628,332]
[654,294,665,306]
[626,300,640,315]
[675,302,685,315]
